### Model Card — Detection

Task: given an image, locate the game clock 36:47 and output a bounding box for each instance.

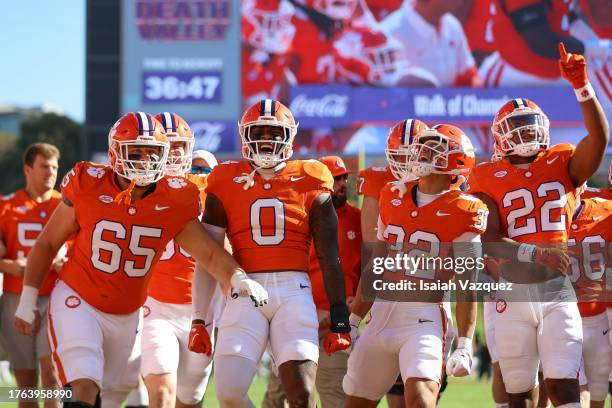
[143,71,221,103]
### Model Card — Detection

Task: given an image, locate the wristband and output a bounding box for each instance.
[330,303,350,333]
[14,285,39,324]
[230,270,247,287]
[517,243,536,263]
[574,83,595,102]
[349,313,362,327]
[456,337,472,350]
[191,319,206,326]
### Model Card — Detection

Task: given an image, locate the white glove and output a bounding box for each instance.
[231,271,268,307]
[446,337,473,377]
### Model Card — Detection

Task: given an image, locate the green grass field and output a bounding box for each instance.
[203,375,495,407]
[0,375,493,407]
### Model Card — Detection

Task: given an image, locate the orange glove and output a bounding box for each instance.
[188,320,212,356]
[534,246,570,275]
[558,42,589,89]
[323,332,352,356]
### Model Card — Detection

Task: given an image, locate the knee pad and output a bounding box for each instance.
[502,370,538,394]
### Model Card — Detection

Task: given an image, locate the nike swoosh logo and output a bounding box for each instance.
[155,204,170,211]
[299,283,309,289]
[604,330,609,336]
[593,216,602,221]
[418,318,433,323]
[547,157,558,165]
[436,211,450,216]
[290,176,305,182]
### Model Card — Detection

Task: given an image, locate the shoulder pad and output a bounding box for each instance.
[303,159,331,180]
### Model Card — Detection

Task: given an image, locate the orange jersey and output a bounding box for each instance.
[0,190,61,295]
[147,173,208,304]
[356,166,394,199]
[308,202,362,310]
[468,144,578,243]
[205,160,333,273]
[582,186,612,200]
[378,181,488,286]
[568,198,611,317]
[59,162,200,314]
[492,0,571,79]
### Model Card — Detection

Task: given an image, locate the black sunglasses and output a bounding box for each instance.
[190,166,212,175]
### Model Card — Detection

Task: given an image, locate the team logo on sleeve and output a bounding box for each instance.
[391,199,402,207]
[167,177,188,189]
[87,167,106,178]
[65,296,81,308]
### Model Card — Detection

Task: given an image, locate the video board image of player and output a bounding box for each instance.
[240,0,440,101]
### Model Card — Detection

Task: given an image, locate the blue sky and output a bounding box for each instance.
[0,1,85,121]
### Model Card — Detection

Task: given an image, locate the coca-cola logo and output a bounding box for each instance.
[290,94,349,118]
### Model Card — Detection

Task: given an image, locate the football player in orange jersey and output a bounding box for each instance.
[140,112,217,408]
[468,44,609,408]
[344,124,485,407]
[567,188,611,408]
[201,99,351,407]
[0,143,63,408]
[12,112,268,408]
[356,119,428,408]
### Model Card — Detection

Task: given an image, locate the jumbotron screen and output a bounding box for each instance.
[121,0,611,157]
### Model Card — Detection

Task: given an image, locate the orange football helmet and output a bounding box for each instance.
[239,99,298,168]
[407,124,476,181]
[385,119,429,180]
[108,112,168,186]
[492,98,550,158]
[241,0,295,54]
[154,112,194,177]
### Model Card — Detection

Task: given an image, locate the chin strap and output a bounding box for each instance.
[114,179,137,205]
